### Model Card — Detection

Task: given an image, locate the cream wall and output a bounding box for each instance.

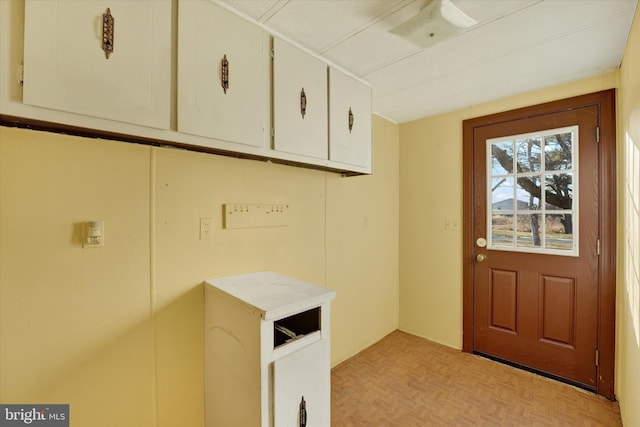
[0,132,155,426]
[616,6,640,427]
[327,117,400,365]
[0,115,399,426]
[399,71,617,348]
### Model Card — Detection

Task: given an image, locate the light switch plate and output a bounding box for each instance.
[82,221,104,248]
[445,217,462,231]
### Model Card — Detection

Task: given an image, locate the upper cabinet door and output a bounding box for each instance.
[178,1,268,148]
[273,38,328,160]
[22,0,171,129]
[329,68,372,170]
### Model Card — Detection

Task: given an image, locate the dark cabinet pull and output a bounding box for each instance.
[102,8,114,59]
[348,107,354,133]
[300,88,307,118]
[299,396,307,427]
[221,54,229,94]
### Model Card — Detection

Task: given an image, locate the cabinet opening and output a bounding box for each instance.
[274,307,321,348]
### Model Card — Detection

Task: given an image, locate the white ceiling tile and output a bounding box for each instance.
[217,0,637,122]
[262,1,413,53]
[384,0,631,81]
[374,9,634,122]
[323,27,422,77]
[366,0,636,101]
[453,0,540,25]
[217,0,284,22]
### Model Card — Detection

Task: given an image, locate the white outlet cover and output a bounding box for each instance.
[200,218,214,239]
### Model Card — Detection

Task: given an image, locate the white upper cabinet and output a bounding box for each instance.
[22,0,171,129]
[273,38,328,160]
[10,0,372,174]
[329,68,372,170]
[178,1,268,148]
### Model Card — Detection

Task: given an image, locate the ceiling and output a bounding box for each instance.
[217,0,638,124]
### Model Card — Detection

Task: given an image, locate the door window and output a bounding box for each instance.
[487,126,578,256]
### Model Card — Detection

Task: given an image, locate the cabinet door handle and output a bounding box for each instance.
[102,8,114,59]
[299,396,307,427]
[300,88,307,118]
[348,107,354,133]
[221,54,229,94]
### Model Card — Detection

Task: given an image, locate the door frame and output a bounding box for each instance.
[462,89,617,400]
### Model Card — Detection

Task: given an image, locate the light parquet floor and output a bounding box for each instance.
[331,330,621,426]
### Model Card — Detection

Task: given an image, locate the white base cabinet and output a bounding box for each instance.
[205,271,335,427]
[273,340,330,426]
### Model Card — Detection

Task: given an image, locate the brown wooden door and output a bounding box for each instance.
[463,91,617,399]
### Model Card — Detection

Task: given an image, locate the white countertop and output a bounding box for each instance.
[205,271,335,320]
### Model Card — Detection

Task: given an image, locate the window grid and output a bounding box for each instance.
[486,126,579,256]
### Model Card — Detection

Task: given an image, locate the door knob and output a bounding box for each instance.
[476,254,487,262]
